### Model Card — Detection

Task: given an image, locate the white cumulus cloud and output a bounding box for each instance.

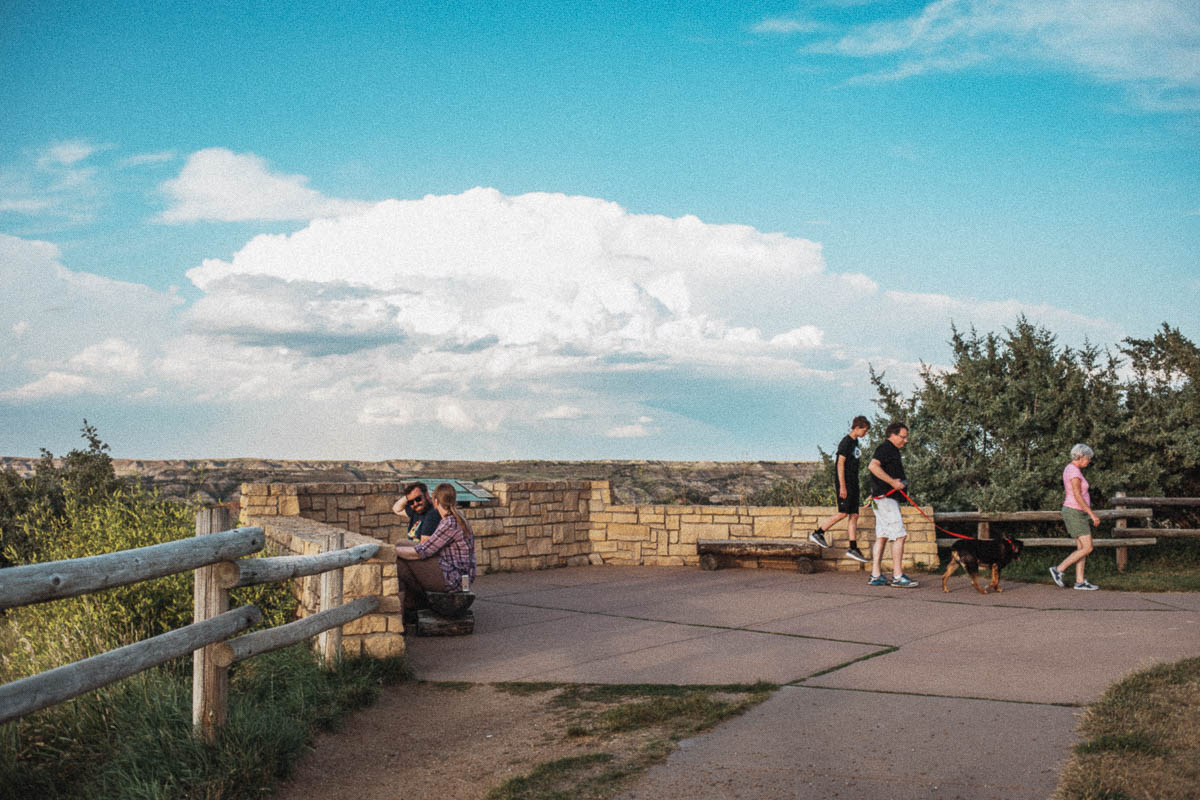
[805,0,1200,109]
[158,148,373,223]
[1,188,1128,459]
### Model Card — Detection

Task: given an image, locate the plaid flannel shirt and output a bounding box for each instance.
[413,514,476,592]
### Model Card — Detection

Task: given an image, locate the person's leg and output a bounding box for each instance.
[846,513,858,545]
[871,532,886,578]
[395,557,445,612]
[816,511,847,532]
[1071,535,1093,583]
[891,535,906,579]
[1057,535,1091,576]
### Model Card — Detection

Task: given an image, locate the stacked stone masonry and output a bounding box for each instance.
[240,480,937,657]
[241,512,406,660]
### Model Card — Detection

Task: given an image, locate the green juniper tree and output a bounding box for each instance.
[1,420,127,567]
[868,318,1196,512]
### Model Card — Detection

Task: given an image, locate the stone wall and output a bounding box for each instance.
[239,478,936,660]
[244,513,405,659]
[588,501,937,572]
[241,478,937,575]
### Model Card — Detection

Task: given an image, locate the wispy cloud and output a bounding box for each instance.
[607,417,655,438]
[751,17,821,35]
[541,405,585,420]
[120,151,175,168]
[157,148,372,223]
[798,0,1200,109]
[0,140,108,224]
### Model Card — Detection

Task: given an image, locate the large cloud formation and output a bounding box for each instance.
[2,187,1123,458]
[758,0,1200,111]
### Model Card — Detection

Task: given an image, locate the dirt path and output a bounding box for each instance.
[271,683,600,800]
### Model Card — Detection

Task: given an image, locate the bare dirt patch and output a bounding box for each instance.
[272,683,586,800]
[271,681,772,800]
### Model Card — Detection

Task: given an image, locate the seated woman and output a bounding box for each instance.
[394,482,476,621]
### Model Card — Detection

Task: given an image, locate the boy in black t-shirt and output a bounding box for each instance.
[808,416,871,563]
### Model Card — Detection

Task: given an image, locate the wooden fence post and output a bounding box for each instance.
[317,530,344,667]
[193,506,233,743]
[1114,491,1128,573]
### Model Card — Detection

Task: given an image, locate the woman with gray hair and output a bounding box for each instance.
[1050,444,1101,590]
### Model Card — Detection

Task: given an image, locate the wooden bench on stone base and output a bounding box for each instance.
[416,591,476,636]
[697,539,821,573]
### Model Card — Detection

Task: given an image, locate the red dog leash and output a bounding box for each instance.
[871,486,975,541]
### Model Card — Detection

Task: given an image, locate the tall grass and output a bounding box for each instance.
[0,645,410,800]
[994,537,1200,592]
[1055,657,1200,799]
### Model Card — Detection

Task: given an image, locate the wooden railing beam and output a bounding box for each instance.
[211,595,379,668]
[0,526,264,610]
[933,509,1151,523]
[0,605,260,726]
[215,543,379,589]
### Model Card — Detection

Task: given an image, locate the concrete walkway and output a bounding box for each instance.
[405,566,1200,799]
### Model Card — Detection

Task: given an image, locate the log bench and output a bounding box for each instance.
[696,539,821,573]
[416,591,476,636]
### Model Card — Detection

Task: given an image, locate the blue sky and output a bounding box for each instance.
[2,1,1197,461]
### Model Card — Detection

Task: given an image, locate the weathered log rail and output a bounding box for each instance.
[933,494,1200,573]
[0,507,382,740]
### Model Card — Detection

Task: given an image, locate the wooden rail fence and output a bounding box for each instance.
[933,494,1200,572]
[0,506,380,742]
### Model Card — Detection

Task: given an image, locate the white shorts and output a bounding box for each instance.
[873,496,908,540]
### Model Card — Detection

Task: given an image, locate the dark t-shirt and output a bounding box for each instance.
[405,503,442,540]
[870,439,907,498]
[834,435,861,494]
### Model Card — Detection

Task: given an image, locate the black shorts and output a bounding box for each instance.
[836,488,860,515]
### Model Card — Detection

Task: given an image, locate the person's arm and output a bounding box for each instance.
[392,496,409,516]
[414,516,456,558]
[395,544,421,560]
[869,458,905,492]
[836,455,848,499]
[1071,477,1100,526]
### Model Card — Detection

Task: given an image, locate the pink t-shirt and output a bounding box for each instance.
[1063,462,1090,510]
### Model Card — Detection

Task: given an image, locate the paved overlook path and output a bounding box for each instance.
[403,566,1198,799]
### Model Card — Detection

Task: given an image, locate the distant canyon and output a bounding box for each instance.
[0,457,821,507]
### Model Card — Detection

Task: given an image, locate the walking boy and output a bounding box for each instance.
[809,416,870,563]
[867,421,919,588]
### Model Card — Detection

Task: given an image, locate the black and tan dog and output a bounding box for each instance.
[942,537,1024,595]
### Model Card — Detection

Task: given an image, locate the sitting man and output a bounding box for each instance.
[395,482,476,623]
[392,481,442,543]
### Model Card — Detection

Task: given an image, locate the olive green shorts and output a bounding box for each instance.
[1061,506,1093,539]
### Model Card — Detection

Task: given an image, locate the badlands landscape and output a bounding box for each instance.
[0,457,821,507]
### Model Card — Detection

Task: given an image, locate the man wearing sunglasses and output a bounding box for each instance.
[392,481,442,542]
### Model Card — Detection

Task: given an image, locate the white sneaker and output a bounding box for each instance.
[1073,580,1099,591]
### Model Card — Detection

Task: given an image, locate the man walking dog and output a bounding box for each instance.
[809,415,871,563]
[867,422,919,588]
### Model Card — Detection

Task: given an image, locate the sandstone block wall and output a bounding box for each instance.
[243,512,405,659]
[241,478,937,579]
[238,480,936,662]
[588,502,936,572]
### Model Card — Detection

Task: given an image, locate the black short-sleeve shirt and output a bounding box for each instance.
[406,504,442,540]
[870,439,907,497]
[834,435,861,493]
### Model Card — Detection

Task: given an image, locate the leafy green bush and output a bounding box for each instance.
[869,319,1199,511]
[0,646,410,800]
[1,421,129,567]
[2,483,293,682]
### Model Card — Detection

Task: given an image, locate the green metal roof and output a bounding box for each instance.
[400,477,496,505]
